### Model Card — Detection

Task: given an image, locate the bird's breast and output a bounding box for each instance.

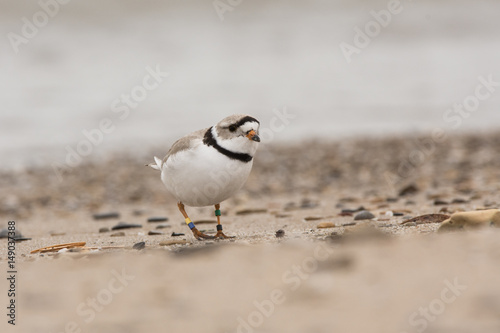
[161,144,254,206]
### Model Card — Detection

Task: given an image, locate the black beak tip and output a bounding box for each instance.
[252,135,261,142]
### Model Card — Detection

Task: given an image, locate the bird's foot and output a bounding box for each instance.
[191,228,215,240]
[214,231,235,239]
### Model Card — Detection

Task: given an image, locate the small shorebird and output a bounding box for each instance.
[148,114,261,239]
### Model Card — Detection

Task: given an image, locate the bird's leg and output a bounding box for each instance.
[214,203,235,239]
[177,202,214,240]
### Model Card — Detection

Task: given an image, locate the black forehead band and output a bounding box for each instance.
[230,116,260,129]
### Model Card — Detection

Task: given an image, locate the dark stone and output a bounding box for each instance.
[451,198,468,204]
[433,199,449,205]
[111,222,142,230]
[341,206,365,214]
[133,242,146,250]
[354,211,375,220]
[171,232,185,237]
[148,230,164,235]
[92,212,120,220]
[99,227,110,233]
[147,217,169,223]
[275,229,285,238]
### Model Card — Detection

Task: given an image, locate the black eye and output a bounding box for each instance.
[228,125,237,132]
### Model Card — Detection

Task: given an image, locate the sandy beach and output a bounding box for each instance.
[1,132,500,332]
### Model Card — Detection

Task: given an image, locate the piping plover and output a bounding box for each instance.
[148,114,260,239]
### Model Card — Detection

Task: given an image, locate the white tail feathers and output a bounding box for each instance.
[147,156,163,171]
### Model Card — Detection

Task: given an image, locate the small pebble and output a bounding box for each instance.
[451,198,468,204]
[304,216,324,221]
[386,197,399,202]
[342,206,365,214]
[236,209,268,215]
[148,230,164,235]
[171,232,185,237]
[99,227,110,233]
[434,199,449,205]
[354,211,375,220]
[338,212,353,217]
[111,222,142,230]
[393,212,405,216]
[342,222,357,227]
[317,222,336,229]
[339,197,358,203]
[193,220,217,224]
[156,223,171,229]
[92,212,120,220]
[132,242,146,250]
[110,232,126,237]
[275,229,285,238]
[147,217,169,223]
[160,240,188,246]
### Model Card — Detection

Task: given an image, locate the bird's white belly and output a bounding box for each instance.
[161,144,253,207]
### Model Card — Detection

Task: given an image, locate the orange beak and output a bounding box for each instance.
[246,130,260,142]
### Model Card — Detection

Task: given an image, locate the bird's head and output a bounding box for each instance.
[213,114,261,155]
[216,114,260,142]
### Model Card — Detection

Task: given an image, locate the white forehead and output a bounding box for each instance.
[240,121,260,132]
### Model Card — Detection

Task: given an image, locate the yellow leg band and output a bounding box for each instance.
[185,218,195,230]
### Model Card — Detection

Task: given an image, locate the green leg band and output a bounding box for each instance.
[215,209,221,216]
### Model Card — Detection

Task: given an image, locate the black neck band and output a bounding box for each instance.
[203,127,253,163]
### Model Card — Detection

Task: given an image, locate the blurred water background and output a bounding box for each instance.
[1,0,499,169]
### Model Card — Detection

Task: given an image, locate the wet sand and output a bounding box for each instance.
[1,132,500,332]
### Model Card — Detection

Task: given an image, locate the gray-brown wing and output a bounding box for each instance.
[161,128,208,166]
